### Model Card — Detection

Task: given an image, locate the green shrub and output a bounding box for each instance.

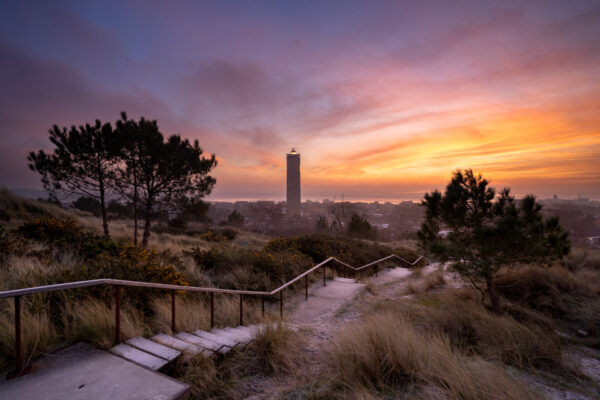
[16,217,83,245]
[265,233,423,267]
[198,228,237,242]
[184,246,313,291]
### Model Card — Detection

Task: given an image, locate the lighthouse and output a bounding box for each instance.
[286,148,301,216]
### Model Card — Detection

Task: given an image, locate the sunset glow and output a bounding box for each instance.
[1,1,599,200]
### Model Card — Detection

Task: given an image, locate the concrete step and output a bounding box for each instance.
[193,330,241,348]
[126,336,181,362]
[210,328,251,344]
[224,326,254,341]
[232,325,255,336]
[174,332,230,355]
[334,277,357,283]
[152,334,211,357]
[110,343,170,371]
[0,343,189,400]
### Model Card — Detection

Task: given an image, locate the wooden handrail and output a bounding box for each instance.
[1,252,423,375]
[0,255,423,299]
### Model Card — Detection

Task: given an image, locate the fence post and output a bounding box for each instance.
[239,294,243,326]
[323,266,326,286]
[261,296,265,318]
[210,292,214,329]
[279,290,283,317]
[115,286,121,344]
[305,275,308,300]
[14,296,22,373]
[171,289,176,333]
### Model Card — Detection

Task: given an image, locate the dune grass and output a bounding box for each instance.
[173,323,301,399]
[329,312,539,400]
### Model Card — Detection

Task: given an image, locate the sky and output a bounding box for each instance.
[1,0,599,202]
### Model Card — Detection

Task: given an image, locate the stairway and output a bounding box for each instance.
[109,324,264,370]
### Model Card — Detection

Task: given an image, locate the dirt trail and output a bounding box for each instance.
[241,266,418,399]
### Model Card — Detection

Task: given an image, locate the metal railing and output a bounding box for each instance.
[0,254,423,374]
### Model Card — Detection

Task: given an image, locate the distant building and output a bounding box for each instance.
[286,148,301,216]
[588,236,600,247]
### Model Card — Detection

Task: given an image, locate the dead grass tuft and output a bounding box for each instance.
[233,323,304,377]
[331,312,539,400]
[65,298,145,348]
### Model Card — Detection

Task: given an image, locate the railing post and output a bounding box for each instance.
[210,292,214,329]
[261,296,265,318]
[171,289,176,333]
[239,294,243,326]
[305,275,308,300]
[279,290,283,318]
[323,266,326,286]
[14,296,22,373]
[115,286,121,344]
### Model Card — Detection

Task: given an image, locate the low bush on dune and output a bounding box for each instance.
[184,246,313,291]
[265,233,424,267]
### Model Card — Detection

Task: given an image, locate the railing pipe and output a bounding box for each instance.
[0,255,424,300]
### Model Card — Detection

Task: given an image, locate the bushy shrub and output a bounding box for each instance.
[16,217,83,245]
[184,246,312,291]
[198,228,237,242]
[94,244,188,286]
[0,225,11,258]
[265,233,423,267]
[348,214,377,240]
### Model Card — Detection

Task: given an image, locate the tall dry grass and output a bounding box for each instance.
[330,312,539,400]
[0,188,77,227]
[174,323,301,399]
[370,291,564,370]
[64,298,145,348]
[0,305,58,370]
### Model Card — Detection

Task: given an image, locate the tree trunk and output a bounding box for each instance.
[141,197,153,247]
[98,173,110,238]
[133,168,138,246]
[486,276,501,314]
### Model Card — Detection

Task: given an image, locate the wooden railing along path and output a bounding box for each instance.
[0,253,423,374]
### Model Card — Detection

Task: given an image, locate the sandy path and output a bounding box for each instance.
[241,266,415,399]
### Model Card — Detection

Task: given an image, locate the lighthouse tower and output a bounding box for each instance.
[286,148,301,216]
